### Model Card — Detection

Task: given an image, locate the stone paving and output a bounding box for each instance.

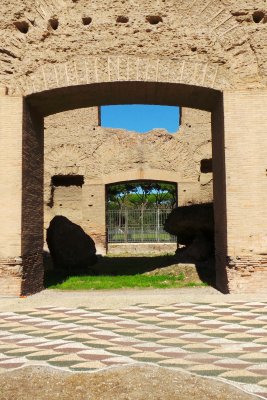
[1,302,267,398]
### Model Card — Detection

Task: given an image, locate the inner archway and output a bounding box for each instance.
[106,180,177,254]
[1,80,229,295]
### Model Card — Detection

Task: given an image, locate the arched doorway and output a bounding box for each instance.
[106,179,177,254]
[2,80,266,295]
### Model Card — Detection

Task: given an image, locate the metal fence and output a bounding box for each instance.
[107,208,176,243]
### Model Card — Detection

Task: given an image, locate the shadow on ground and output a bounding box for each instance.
[44,252,216,289]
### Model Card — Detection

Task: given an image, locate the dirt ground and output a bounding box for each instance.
[0,365,257,400]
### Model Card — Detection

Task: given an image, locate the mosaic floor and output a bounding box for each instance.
[1,302,267,398]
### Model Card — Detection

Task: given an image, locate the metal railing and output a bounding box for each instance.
[107,208,176,243]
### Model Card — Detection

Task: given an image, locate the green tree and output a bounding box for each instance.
[107,181,177,210]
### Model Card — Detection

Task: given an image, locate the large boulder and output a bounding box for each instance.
[175,234,214,262]
[164,203,214,262]
[46,216,97,275]
[164,203,214,245]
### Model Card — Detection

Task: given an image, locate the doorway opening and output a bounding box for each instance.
[106,180,177,247]
[19,80,226,295]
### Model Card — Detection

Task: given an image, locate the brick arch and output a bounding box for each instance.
[17,55,230,98]
[27,80,222,118]
[1,68,266,298]
[3,0,265,98]
[0,77,232,298]
[2,0,252,95]
[26,80,226,295]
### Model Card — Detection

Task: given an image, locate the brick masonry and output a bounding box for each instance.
[223,91,267,293]
[227,256,267,293]
[0,0,266,295]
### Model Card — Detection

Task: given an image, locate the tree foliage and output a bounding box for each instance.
[107,181,177,210]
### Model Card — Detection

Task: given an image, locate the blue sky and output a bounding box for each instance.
[101,105,180,133]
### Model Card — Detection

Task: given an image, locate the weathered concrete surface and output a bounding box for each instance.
[1,1,267,93]
[0,365,257,400]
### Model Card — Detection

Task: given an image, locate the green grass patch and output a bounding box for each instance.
[47,274,207,291]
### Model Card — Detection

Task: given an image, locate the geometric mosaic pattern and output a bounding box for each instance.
[1,302,267,399]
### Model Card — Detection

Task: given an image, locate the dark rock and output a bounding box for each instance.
[164,203,214,245]
[46,216,97,275]
[175,235,214,262]
[164,203,214,262]
[183,235,213,260]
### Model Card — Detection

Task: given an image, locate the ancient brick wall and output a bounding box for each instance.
[1,1,267,94]
[222,91,267,293]
[0,96,24,296]
[0,0,266,295]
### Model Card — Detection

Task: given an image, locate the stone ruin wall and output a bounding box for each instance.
[44,107,212,253]
[0,0,266,294]
[1,0,267,93]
